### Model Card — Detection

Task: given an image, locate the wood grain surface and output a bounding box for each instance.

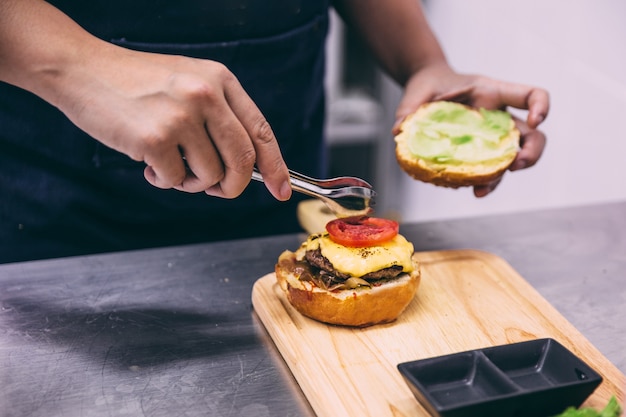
[252,249,625,417]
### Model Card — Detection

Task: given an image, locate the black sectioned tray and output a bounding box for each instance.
[397,338,603,417]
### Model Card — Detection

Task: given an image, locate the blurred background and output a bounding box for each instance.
[324,0,626,223]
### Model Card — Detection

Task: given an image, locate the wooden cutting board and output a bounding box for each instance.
[252,249,625,417]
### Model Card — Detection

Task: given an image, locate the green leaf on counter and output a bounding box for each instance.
[552,396,622,417]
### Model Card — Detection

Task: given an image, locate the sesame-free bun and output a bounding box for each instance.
[275,250,421,328]
[394,101,520,188]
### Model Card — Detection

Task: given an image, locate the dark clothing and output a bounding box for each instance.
[0,1,330,263]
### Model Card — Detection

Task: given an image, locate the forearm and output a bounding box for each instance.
[332,0,449,85]
[0,0,114,108]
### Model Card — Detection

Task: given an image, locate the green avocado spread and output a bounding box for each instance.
[405,101,518,164]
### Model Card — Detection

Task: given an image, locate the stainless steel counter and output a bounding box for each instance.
[1,201,625,417]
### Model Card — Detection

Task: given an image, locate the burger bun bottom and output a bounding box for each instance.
[275,251,421,328]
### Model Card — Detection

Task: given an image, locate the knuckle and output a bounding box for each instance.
[170,72,221,104]
[191,82,220,103]
[212,62,237,85]
[236,147,257,169]
[140,129,168,153]
[126,149,144,162]
[154,169,183,190]
[251,117,275,145]
[166,108,194,133]
[221,189,241,200]
[178,79,219,104]
[159,169,186,189]
[206,171,226,190]
[220,152,255,184]
[191,63,236,102]
[137,117,186,155]
[221,183,247,199]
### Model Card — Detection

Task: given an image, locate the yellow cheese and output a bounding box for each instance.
[303,233,415,277]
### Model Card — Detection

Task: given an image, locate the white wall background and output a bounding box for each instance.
[396,0,626,222]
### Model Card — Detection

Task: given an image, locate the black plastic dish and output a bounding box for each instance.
[397,338,603,417]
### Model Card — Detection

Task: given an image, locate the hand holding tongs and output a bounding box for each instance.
[251,167,376,218]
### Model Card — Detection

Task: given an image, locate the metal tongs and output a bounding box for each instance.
[251,167,376,217]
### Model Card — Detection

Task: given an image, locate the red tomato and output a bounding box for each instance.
[325,216,399,247]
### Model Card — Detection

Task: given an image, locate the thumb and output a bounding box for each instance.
[393,90,433,134]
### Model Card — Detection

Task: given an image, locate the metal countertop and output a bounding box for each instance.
[1,201,625,417]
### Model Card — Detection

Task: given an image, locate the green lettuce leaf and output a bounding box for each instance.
[552,396,623,417]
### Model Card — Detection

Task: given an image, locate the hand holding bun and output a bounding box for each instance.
[394,101,520,188]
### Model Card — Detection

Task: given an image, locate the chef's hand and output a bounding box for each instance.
[0,0,291,201]
[392,63,549,197]
[68,48,292,201]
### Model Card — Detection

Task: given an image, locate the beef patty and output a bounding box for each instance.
[305,248,404,281]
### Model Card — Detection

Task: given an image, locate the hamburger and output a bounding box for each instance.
[275,216,420,327]
[394,100,520,188]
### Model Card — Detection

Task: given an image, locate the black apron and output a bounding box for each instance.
[0,1,330,264]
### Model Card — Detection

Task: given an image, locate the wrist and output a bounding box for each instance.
[0,0,112,110]
[402,60,454,87]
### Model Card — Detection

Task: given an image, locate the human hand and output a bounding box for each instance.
[392,64,549,197]
[58,45,292,201]
[0,0,291,201]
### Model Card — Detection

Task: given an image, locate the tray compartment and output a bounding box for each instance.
[483,338,604,414]
[483,338,600,389]
[408,351,519,407]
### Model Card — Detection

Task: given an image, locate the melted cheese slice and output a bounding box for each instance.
[303,233,415,277]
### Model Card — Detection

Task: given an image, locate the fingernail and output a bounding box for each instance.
[391,121,401,134]
[531,112,545,127]
[511,159,528,171]
[478,186,496,198]
[279,181,292,200]
[474,186,489,198]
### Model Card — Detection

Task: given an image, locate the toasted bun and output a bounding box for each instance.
[394,101,520,188]
[275,251,420,327]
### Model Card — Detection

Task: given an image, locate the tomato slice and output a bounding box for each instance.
[325,216,399,247]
